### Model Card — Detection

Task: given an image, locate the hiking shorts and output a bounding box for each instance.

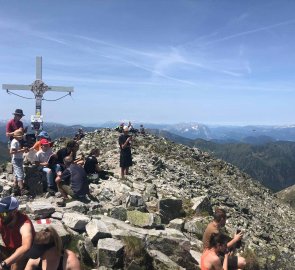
[12,158,24,180]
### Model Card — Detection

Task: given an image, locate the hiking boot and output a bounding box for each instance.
[47,187,57,196]
[56,198,66,207]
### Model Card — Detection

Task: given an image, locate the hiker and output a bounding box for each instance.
[31,131,52,152]
[56,140,83,170]
[0,196,35,270]
[55,156,89,202]
[84,148,112,181]
[73,128,85,141]
[119,126,133,179]
[6,109,27,143]
[202,208,246,269]
[35,139,61,193]
[201,233,229,270]
[25,226,81,270]
[139,124,145,135]
[9,129,29,196]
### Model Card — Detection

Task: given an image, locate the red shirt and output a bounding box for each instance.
[0,212,34,250]
[6,119,24,141]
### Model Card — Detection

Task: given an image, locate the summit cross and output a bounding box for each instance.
[2,56,74,130]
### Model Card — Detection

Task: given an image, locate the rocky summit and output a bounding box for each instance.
[0,129,295,269]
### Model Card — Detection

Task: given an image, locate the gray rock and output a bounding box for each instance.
[158,198,183,224]
[148,249,185,270]
[169,218,184,231]
[63,212,90,231]
[26,200,55,218]
[97,238,124,268]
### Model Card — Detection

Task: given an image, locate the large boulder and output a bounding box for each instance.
[158,198,184,224]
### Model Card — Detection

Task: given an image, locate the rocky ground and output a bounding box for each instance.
[0,129,294,269]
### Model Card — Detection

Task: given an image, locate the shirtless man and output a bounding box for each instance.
[201,233,229,270]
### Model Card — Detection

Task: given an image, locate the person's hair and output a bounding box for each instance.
[48,226,63,256]
[208,233,228,249]
[213,208,226,222]
[64,155,73,166]
[66,140,78,149]
[88,148,99,156]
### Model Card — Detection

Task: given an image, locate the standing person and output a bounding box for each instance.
[202,208,246,270]
[0,196,35,270]
[201,233,229,270]
[10,130,29,196]
[118,126,133,179]
[35,139,61,193]
[6,109,27,143]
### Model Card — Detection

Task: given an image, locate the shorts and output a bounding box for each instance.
[12,158,24,180]
[220,255,238,270]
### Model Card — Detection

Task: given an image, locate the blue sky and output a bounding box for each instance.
[0,0,295,126]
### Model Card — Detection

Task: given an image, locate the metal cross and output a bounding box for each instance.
[2,56,74,130]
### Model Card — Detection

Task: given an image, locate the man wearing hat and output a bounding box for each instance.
[0,196,35,270]
[6,109,27,142]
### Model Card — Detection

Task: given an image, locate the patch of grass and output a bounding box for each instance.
[122,236,153,270]
[241,248,260,270]
[182,198,195,219]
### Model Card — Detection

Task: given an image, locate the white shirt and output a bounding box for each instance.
[10,139,23,159]
[36,148,53,163]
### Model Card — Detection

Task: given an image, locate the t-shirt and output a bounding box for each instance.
[202,221,219,250]
[56,148,72,164]
[10,139,23,159]
[61,163,89,197]
[36,148,54,163]
[84,156,98,174]
[0,212,34,249]
[6,119,24,141]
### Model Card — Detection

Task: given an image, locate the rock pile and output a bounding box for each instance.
[0,129,294,269]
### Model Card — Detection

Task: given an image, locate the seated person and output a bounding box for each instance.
[25,226,81,270]
[55,156,89,201]
[35,139,61,193]
[84,148,112,181]
[56,141,83,170]
[201,233,229,270]
[73,128,85,141]
[0,196,35,270]
[30,131,53,152]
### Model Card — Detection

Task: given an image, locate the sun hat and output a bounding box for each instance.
[38,131,50,139]
[123,126,129,132]
[40,138,50,145]
[13,129,24,138]
[0,196,19,213]
[13,109,25,116]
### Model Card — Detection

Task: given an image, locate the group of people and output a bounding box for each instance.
[0,196,81,270]
[201,208,246,270]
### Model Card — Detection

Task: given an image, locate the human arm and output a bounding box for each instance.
[1,222,33,267]
[10,147,28,155]
[227,231,243,249]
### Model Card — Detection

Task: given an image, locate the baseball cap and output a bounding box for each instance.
[40,138,50,145]
[0,196,19,213]
[38,131,49,139]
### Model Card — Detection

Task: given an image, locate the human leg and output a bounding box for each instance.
[24,258,41,270]
[42,167,54,189]
[40,247,60,270]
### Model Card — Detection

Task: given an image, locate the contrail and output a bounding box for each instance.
[202,18,295,46]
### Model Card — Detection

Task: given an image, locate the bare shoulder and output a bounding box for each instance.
[64,249,81,270]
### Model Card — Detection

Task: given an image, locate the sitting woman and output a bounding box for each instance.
[25,226,81,270]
